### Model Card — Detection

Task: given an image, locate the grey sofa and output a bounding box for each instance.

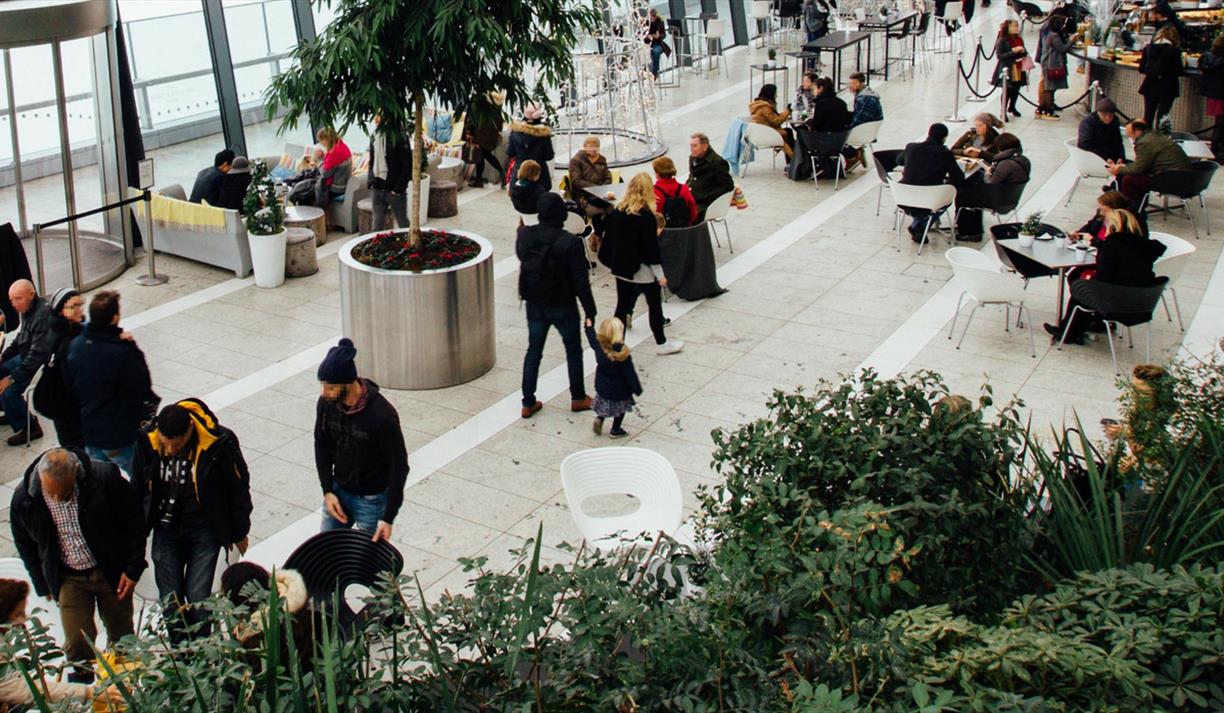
[148,184,253,278]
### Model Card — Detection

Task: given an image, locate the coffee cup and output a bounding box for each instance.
[1053,235,1067,249]
[1076,245,1090,263]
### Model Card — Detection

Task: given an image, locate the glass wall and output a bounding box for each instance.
[224,0,313,163]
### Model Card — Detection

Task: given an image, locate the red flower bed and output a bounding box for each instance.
[351,230,481,272]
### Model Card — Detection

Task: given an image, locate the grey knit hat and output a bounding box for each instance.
[50,287,80,314]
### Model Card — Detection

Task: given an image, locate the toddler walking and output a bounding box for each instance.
[586,318,642,438]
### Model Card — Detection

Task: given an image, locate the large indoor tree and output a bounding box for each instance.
[266,0,601,248]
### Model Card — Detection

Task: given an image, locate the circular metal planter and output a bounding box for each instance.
[338,229,496,390]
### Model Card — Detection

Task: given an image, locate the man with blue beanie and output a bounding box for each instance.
[313,338,408,543]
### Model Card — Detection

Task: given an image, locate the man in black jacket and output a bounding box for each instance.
[517,192,597,419]
[67,291,156,477]
[368,114,413,230]
[1077,99,1125,162]
[189,149,235,205]
[686,133,736,221]
[897,123,965,241]
[0,279,52,445]
[131,399,252,640]
[11,447,146,676]
[314,338,408,543]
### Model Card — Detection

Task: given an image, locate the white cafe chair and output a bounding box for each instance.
[1063,138,1114,207]
[887,180,957,255]
[741,123,788,177]
[705,19,727,76]
[1150,231,1197,331]
[945,247,1036,357]
[842,120,883,172]
[703,188,737,252]
[560,448,683,552]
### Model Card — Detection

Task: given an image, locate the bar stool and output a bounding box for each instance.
[705,18,727,76]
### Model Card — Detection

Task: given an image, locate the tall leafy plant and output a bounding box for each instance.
[266,0,600,248]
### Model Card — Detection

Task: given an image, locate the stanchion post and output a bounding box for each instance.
[967,39,986,102]
[31,224,45,295]
[135,189,169,287]
[1089,80,1100,113]
[947,51,966,122]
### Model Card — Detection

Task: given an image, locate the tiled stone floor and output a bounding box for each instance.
[0,3,1220,602]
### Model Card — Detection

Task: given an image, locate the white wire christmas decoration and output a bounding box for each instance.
[553,0,667,169]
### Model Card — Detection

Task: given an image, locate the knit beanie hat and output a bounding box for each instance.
[50,287,80,314]
[317,338,358,383]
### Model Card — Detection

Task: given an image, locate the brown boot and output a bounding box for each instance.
[7,418,43,447]
[521,401,543,419]
[571,396,592,412]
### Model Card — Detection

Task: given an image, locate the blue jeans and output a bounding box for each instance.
[152,522,221,641]
[86,443,135,479]
[521,303,586,408]
[650,44,664,77]
[321,483,387,533]
[0,355,31,433]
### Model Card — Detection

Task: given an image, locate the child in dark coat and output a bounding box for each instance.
[586,317,643,438]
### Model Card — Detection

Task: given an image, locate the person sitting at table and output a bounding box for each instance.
[1106,119,1192,204]
[1043,209,1166,345]
[1076,190,1148,245]
[792,72,818,117]
[217,156,252,212]
[189,149,234,205]
[509,160,548,216]
[1077,99,1125,162]
[953,132,1030,242]
[896,123,965,242]
[652,156,698,228]
[847,72,883,127]
[568,136,613,215]
[803,77,851,133]
[951,113,1002,160]
[686,132,735,221]
[749,84,794,159]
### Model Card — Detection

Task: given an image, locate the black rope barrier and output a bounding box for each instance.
[957,57,1002,100]
[1014,85,1093,112]
[976,40,996,62]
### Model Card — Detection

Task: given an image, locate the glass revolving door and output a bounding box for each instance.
[0,0,131,294]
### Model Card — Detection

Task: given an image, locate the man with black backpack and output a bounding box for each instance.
[651,156,698,228]
[517,193,597,419]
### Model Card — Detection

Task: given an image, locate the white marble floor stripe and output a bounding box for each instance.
[1179,227,1224,360]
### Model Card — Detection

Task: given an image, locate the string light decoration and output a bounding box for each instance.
[552,0,667,169]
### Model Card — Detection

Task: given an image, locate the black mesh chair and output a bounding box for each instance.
[1057,277,1169,374]
[956,180,1028,231]
[1138,160,1218,239]
[284,529,405,635]
[872,149,904,216]
[796,129,850,191]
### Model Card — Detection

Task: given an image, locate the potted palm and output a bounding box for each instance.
[267,0,598,388]
[243,159,287,289]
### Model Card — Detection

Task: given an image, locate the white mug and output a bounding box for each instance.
[1076,247,1090,263]
[1053,235,1067,249]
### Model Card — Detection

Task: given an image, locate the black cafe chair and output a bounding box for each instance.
[1138,160,1218,239]
[284,529,404,636]
[1056,277,1168,375]
[797,129,851,191]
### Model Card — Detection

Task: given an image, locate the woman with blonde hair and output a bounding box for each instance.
[596,173,683,355]
[1044,209,1167,344]
[299,126,351,207]
[585,317,643,438]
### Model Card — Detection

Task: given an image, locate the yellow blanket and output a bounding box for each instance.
[132,189,228,233]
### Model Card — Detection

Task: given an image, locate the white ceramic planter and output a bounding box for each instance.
[339,228,496,389]
[249,229,287,288]
[1018,233,1035,248]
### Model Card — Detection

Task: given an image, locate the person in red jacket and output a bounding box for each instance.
[311,127,352,207]
[651,156,697,227]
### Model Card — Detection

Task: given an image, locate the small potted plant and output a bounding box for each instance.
[1017,212,1043,247]
[1086,24,1102,58]
[242,159,287,289]
[767,48,777,67]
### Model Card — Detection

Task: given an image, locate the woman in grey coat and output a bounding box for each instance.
[1037,16,1071,119]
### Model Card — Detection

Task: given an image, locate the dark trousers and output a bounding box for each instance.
[370,188,408,230]
[0,355,31,433]
[614,279,666,345]
[1005,84,1021,112]
[58,567,134,668]
[153,522,221,641]
[475,152,504,185]
[1143,94,1176,126]
[1117,174,1152,205]
[521,303,587,407]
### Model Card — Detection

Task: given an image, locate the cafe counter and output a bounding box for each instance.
[1071,48,1209,133]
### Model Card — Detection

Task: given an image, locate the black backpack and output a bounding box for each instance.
[659,184,690,228]
[518,229,562,303]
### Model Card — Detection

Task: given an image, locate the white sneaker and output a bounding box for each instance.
[656,339,684,355]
